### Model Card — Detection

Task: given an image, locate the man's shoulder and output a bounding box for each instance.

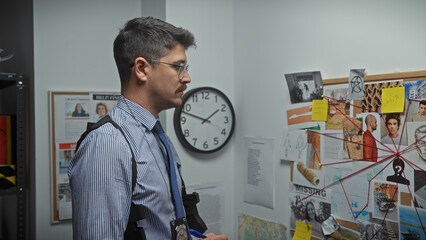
[79,108,131,146]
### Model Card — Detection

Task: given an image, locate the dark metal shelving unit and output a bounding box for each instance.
[0,72,27,240]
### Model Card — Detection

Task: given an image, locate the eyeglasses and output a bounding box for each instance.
[129,59,189,80]
[150,60,189,80]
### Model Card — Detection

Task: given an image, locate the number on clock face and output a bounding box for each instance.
[173,87,235,153]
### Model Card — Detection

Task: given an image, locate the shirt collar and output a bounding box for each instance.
[116,96,158,131]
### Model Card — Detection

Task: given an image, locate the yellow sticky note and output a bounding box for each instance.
[381,87,405,113]
[293,220,312,240]
[311,100,329,121]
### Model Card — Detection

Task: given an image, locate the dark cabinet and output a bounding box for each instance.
[0,72,27,240]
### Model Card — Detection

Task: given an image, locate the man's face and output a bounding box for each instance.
[387,119,399,137]
[371,119,377,131]
[419,103,426,116]
[415,132,426,161]
[148,44,191,111]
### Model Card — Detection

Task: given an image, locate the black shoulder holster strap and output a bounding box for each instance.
[75,116,146,240]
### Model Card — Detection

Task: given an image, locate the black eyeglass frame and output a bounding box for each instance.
[129,59,189,80]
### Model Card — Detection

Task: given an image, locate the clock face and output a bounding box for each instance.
[173,87,235,153]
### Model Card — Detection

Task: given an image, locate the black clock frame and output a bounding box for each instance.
[173,87,235,153]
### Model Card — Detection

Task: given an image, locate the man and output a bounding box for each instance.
[382,114,407,146]
[409,100,426,122]
[69,17,228,240]
[415,125,426,162]
[363,114,378,162]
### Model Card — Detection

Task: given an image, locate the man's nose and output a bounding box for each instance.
[181,71,191,83]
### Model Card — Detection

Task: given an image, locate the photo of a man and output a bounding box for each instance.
[409,100,426,122]
[382,114,407,146]
[363,114,378,162]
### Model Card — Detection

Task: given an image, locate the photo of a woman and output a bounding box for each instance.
[304,201,322,233]
[95,102,109,120]
[72,103,89,117]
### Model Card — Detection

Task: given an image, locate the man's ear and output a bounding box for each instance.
[133,57,150,83]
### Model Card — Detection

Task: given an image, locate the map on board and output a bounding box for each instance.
[238,213,287,240]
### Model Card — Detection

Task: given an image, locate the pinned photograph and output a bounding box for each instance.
[357,219,383,240]
[342,117,363,160]
[285,71,323,104]
[323,85,351,130]
[357,113,381,163]
[371,181,399,223]
[90,93,121,122]
[370,215,399,240]
[407,99,426,122]
[289,183,331,239]
[380,113,407,146]
[414,171,426,209]
[399,206,426,240]
[348,69,365,100]
[404,79,426,100]
[68,102,89,118]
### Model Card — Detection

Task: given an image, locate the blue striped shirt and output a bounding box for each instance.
[69,96,184,239]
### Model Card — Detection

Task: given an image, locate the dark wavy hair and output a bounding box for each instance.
[385,114,401,127]
[113,17,196,92]
[304,201,317,221]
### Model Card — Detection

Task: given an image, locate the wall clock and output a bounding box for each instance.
[173,87,235,153]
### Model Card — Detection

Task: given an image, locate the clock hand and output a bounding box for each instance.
[182,111,211,123]
[202,109,219,124]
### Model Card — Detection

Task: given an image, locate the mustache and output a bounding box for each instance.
[177,85,187,93]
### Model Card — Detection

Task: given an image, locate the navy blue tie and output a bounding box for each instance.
[152,121,185,219]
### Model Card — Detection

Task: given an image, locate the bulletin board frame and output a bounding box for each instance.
[49,91,120,223]
[290,70,426,239]
[49,91,90,223]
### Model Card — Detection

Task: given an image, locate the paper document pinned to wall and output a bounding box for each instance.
[243,137,275,209]
[186,182,225,234]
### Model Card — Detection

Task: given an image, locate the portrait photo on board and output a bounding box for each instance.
[380,113,407,147]
[66,102,90,118]
[285,71,323,104]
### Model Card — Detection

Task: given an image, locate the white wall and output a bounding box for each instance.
[233,0,426,239]
[165,0,235,237]
[33,0,141,239]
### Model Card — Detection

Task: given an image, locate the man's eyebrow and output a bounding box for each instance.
[174,59,187,64]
